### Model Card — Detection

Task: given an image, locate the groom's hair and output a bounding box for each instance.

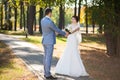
[45,8,52,15]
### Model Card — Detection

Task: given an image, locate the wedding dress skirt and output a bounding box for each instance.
[55,33,89,77]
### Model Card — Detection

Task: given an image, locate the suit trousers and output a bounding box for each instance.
[43,44,54,77]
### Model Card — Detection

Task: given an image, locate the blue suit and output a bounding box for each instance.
[41,16,66,77]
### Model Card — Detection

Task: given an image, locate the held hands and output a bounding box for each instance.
[65,32,69,37]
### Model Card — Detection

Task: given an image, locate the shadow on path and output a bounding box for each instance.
[0,34,93,80]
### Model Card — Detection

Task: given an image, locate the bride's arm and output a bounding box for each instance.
[71,27,80,34]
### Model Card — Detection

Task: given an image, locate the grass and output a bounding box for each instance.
[20,34,105,45]
[21,36,67,45]
[0,41,37,80]
[0,30,105,44]
[22,36,42,44]
[0,30,26,35]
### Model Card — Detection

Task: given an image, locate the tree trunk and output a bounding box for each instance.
[99,24,102,34]
[34,15,36,31]
[62,7,65,29]
[26,6,29,31]
[8,5,11,21]
[92,20,95,34]
[116,35,120,56]
[24,5,28,38]
[58,4,65,30]
[34,7,36,31]
[114,0,120,56]
[14,7,17,31]
[74,0,77,16]
[104,32,116,55]
[105,35,120,57]
[4,1,8,21]
[85,0,88,34]
[104,0,120,56]
[105,30,120,56]
[20,1,23,29]
[59,5,62,29]
[8,5,12,30]
[78,0,82,21]
[0,4,3,29]
[23,4,26,31]
[39,8,43,34]
[4,1,8,30]
[27,5,35,35]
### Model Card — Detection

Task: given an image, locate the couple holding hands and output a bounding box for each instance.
[41,8,89,79]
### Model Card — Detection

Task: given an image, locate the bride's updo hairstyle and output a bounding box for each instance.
[72,16,79,22]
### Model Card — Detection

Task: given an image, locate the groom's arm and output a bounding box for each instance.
[49,21,66,36]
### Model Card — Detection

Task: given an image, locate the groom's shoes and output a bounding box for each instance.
[45,75,57,80]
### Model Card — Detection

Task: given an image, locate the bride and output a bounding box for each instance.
[55,16,89,77]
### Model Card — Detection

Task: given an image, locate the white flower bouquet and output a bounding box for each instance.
[65,24,72,34]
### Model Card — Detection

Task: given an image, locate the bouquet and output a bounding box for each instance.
[65,24,72,34]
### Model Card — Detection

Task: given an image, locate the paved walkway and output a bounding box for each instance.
[0,34,93,80]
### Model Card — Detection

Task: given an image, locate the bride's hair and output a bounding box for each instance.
[72,16,79,22]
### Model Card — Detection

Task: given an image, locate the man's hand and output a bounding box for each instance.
[65,32,69,37]
[55,32,59,35]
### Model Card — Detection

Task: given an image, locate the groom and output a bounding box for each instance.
[41,8,68,79]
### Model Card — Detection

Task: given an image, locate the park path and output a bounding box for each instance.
[0,34,93,80]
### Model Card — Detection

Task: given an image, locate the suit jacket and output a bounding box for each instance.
[41,17,66,45]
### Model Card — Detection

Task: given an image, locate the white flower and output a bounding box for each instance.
[65,24,72,32]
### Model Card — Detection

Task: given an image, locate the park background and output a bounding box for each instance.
[0,0,120,80]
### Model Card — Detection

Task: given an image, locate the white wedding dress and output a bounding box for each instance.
[55,24,89,77]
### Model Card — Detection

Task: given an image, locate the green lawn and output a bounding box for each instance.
[0,30,26,35]
[21,36,67,44]
[0,30,105,45]
[21,34,105,45]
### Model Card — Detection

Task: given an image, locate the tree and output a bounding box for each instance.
[27,5,36,35]
[85,0,88,34]
[12,0,18,31]
[3,0,9,30]
[4,0,8,21]
[27,0,51,35]
[92,0,120,56]
[34,8,36,31]
[8,2,12,30]
[57,0,66,30]
[103,0,120,56]
[39,8,43,34]
[20,0,23,29]
[14,4,17,31]
[78,0,82,21]
[74,0,77,16]
[58,4,65,29]
[0,1,3,29]
[27,0,38,35]
[23,1,26,31]
[90,1,96,34]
